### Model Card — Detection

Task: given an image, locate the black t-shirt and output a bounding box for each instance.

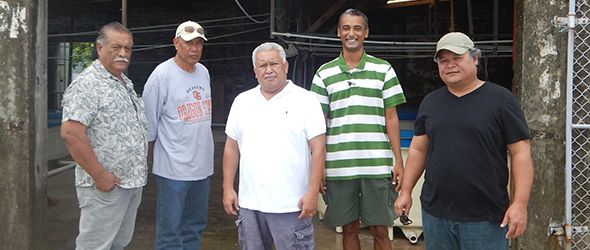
[414,82,532,223]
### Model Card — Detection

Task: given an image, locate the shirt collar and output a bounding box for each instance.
[255,80,295,100]
[337,50,368,73]
[91,59,133,88]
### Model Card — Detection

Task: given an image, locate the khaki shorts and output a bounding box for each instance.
[323,178,398,227]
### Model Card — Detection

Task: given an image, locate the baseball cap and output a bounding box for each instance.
[434,32,474,60]
[175,21,207,41]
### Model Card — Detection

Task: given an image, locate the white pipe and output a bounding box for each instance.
[565,0,575,248]
[409,234,418,244]
[47,161,76,177]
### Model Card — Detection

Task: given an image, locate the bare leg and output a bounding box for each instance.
[342,219,361,250]
[369,225,392,250]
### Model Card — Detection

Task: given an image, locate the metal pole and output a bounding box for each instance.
[493,0,498,55]
[121,0,128,76]
[47,161,77,177]
[270,0,275,38]
[449,0,454,32]
[467,0,473,34]
[121,0,127,27]
[565,0,576,248]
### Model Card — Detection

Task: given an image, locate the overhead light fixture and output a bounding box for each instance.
[387,0,420,4]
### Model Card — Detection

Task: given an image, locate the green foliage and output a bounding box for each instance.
[72,42,94,69]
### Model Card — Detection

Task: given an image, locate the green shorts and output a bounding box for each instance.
[322,178,398,227]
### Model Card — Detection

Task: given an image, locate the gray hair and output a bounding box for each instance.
[251,42,287,67]
[468,48,482,60]
[96,22,133,45]
[338,8,369,29]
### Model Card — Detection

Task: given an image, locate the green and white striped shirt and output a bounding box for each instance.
[310,51,406,180]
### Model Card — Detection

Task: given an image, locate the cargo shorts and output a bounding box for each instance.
[323,177,398,227]
[236,208,314,250]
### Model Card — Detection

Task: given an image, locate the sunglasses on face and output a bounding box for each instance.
[400,209,413,226]
[184,26,206,36]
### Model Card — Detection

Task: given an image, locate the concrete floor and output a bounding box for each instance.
[46,127,424,250]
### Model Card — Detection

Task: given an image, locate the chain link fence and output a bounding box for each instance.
[571,1,590,249]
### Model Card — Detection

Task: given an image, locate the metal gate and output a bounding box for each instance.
[563,0,590,249]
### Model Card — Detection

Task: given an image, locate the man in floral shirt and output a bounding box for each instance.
[61,22,148,250]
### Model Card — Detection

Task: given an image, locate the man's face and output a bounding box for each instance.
[337,14,369,53]
[436,50,478,86]
[96,30,133,76]
[173,37,204,66]
[253,49,289,93]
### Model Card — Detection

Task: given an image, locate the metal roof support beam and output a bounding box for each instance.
[304,0,348,34]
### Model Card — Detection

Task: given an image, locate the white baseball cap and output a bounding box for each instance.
[175,21,207,41]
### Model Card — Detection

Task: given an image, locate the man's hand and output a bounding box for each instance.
[501,202,528,238]
[223,189,239,215]
[93,171,121,192]
[503,140,533,239]
[392,162,404,192]
[298,191,318,219]
[62,120,118,192]
[319,173,326,195]
[394,193,412,217]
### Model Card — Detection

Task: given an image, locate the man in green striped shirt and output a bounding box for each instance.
[310,8,406,250]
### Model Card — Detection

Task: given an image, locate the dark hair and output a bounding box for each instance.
[96,22,133,45]
[338,8,369,29]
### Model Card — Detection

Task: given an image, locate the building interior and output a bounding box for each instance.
[45,0,515,249]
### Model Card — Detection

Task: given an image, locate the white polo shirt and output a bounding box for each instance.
[225,80,326,213]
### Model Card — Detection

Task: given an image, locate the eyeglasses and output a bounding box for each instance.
[400,209,413,225]
[184,25,206,36]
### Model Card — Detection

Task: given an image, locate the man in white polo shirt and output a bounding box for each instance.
[222,42,326,250]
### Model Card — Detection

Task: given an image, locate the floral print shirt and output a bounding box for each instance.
[62,60,148,189]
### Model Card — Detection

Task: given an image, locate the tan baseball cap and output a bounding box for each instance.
[175,21,207,41]
[434,32,474,60]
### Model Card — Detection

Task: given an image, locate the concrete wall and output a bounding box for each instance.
[0,0,47,249]
[514,0,568,249]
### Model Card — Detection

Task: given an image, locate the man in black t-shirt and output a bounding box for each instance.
[394,32,533,250]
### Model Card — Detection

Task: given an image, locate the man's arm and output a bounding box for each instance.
[142,72,162,169]
[222,137,241,215]
[147,141,154,170]
[60,120,121,192]
[319,113,329,194]
[502,139,534,238]
[394,134,429,216]
[385,106,404,191]
[298,134,326,219]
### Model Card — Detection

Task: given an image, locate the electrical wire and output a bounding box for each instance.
[272,32,513,59]
[207,26,268,41]
[131,26,269,52]
[47,14,270,38]
[234,0,270,24]
[130,22,265,35]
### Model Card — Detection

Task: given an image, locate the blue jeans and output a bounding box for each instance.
[422,210,509,250]
[155,175,210,250]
